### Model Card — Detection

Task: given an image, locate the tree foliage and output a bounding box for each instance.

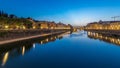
[0,10,33,29]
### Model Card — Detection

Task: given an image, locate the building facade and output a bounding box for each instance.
[85,21,120,30]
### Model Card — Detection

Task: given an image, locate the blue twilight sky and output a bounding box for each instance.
[0,0,120,25]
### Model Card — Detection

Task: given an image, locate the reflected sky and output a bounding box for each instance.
[0,31,120,68]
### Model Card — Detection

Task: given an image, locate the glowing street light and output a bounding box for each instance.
[5,25,9,29]
[23,26,26,29]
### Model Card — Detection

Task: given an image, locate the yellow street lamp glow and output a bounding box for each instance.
[33,26,36,29]
[5,25,9,29]
[41,27,43,29]
[23,26,26,29]
[51,27,53,29]
[16,25,19,29]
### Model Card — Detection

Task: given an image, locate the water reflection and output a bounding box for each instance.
[0,31,70,66]
[1,52,9,66]
[69,31,86,38]
[22,46,25,56]
[33,43,36,48]
[87,32,120,46]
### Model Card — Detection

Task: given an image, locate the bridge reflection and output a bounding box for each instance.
[0,31,70,66]
[87,32,120,46]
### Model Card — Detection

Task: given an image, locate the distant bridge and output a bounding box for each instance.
[73,26,85,30]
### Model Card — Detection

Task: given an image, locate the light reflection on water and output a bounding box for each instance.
[1,52,9,66]
[22,46,25,56]
[87,31,120,46]
[0,31,120,68]
[0,31,71,67]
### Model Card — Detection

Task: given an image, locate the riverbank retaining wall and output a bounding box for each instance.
[0,29,70,45]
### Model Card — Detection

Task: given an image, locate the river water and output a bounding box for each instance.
[0,31,120,68]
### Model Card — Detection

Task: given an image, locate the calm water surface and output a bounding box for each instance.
[0,31,120,68]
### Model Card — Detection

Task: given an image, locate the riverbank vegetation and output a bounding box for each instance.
[0,11,74,40]
[0,11,33,29]
[0,10,73,30]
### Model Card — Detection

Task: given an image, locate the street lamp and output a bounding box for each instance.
[5,25,9,29]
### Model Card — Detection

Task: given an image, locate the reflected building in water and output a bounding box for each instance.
[87,32,120,46]
[0,31,70,66]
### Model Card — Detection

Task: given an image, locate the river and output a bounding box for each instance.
[0,31,120,68]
